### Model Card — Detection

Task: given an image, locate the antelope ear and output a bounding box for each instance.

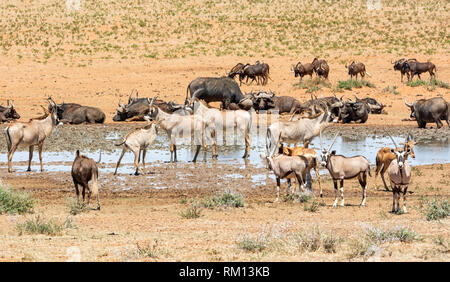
[390,149,395,154]
[331,150,336,155]
[76,150,80,157]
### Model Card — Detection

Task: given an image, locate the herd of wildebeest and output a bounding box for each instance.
[0,58,448,213]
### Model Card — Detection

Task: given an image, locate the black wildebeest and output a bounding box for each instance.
[293,61,315,81]
[392,58,416,82]
[405,97,449,128]
[48,97,105,124]
[72,150,100,210]
[0,100,20,123]
[312,58,329,79]
[403,60,436,81]
[345,61,368,80]
[185,76,244,109]
[113,91,190,122]
[240,61,270,86]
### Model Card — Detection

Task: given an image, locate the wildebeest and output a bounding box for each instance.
[239,61,270,86]
[5,100,60,173]
[0,100,20,123]
[403,60,436,81]
[375,133,416,191]
[185,76,244,110]
[354,95,385,114]
[392,58,416,82]
[293,61,315,81]
[114,122,158,175]
[319,131,371,207]
[312,58,329,79]
[48,97,105,124]
[113,93,190,122]
[405,97,449,128]
[302,94,344,121]
[71,150,100,210]
[386,134,412,213]
[345,61,368,80]
[228,63,246,81]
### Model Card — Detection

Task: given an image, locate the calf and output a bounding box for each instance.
[114,122,158,175]
[71,150,100,210]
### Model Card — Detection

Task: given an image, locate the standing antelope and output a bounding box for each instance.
[114,122,158,175]
[320,131,371,207]
[5,100,60,173]
[261,132,309,202]
[267,106,333,153]
[386,134,412,213]
[72,150,101,210]
[145,97,205,162]
[281,145,323,197]
[375,133,416,191]
[191,95,251,159]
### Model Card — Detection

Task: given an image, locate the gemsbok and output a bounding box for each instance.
[5,99,60,173]
[320,131,371,207]
[375,133,416,191]
[114,122,158,175]
[386,133,412,213]
[145,97,205,162]
[261,132,309,202]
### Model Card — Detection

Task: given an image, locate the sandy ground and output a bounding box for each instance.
[0,160,448,262]
[0,0,449,262]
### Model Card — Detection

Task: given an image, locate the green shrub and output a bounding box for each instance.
[336,79,375,91]
[421,197,449,221]
[237,233,267,252]
[16,215,72,236]
[366,226,421,244]
[304,201,320,212]
[0,186,34,215]
[67,197,89,215]
[201,190,244,208]
[382,85,399,95]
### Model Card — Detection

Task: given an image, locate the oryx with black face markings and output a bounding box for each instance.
[386,133,412,213]
[320,131,371,207]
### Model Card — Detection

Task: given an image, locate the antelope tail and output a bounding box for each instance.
[367,166,372,177]
[115,140,126,146]
[91,166,100,210]
[5,128,12,153]
[98,151,102,163]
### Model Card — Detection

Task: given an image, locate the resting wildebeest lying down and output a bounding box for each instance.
[113,93,190,122]
[301,94,344,121]
[251,90,305,115]
[0,100,20,123]
[405,97,449,128]
[185,76,244,109]
[47,97,105,124]
[72,150,100,210]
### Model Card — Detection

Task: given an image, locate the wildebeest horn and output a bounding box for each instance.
[404,98,413,107]
[387,132,399,150]
[147,96,157,108]
[328,132,339,152]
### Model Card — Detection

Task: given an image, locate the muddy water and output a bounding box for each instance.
[0,124,447,193]
[0,124,448,169]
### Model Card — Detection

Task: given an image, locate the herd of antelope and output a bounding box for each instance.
[0,57,446,214]
[2,94,424,214]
